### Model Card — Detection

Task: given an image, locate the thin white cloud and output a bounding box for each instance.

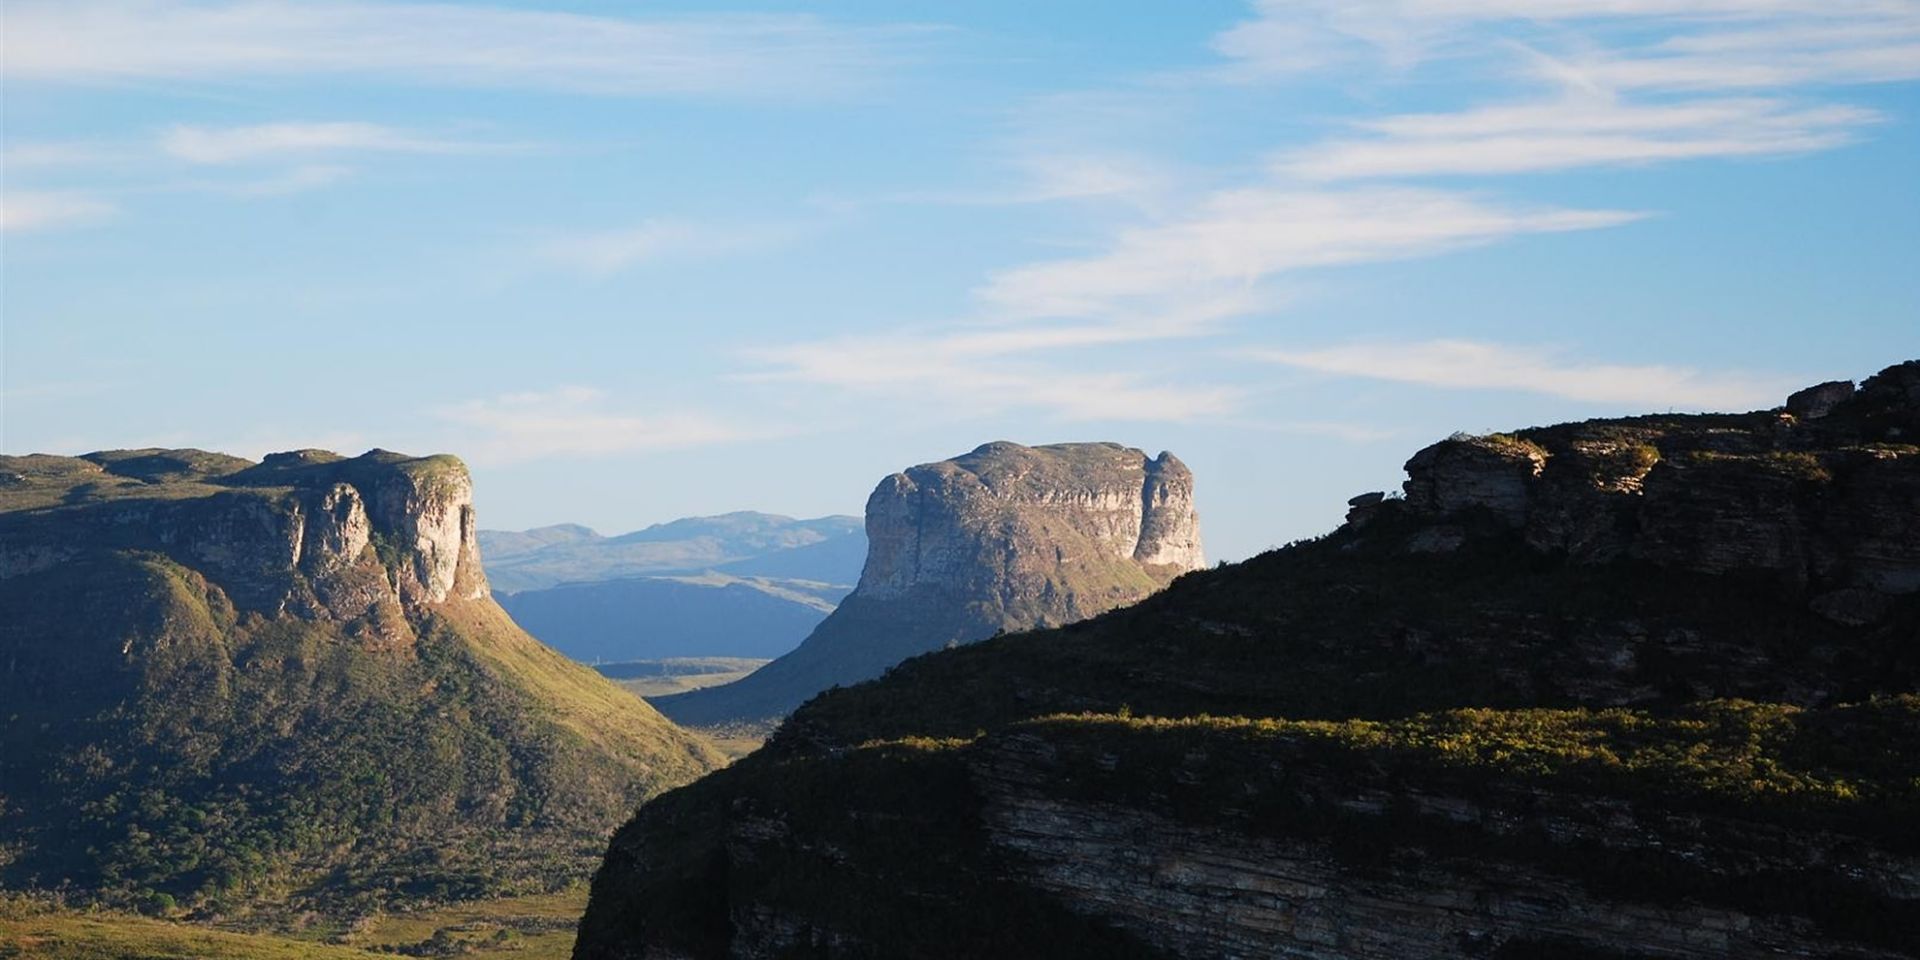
[4,1,933,99]
[432,387,753,464]
[159,122,498,164]
[979,187,1642,322]
[2,141,116,169]
[1,191,118,232]
[746,331,1242,423]
[1211,0,1920,87]
[541,220,799,275]
[1256,340,1792,410]
[1278,96,1879,179]
[218,164,356,197]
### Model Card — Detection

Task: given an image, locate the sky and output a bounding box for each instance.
[3,1,1917,563]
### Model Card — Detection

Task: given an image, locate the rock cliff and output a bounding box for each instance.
[0,448,719,918]
[1375,359,1920,605]
[651,441,1204,726]
[573,361,1920,960]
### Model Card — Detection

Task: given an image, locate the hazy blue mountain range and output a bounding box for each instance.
[479,512,864,663]
[478,512,864,593]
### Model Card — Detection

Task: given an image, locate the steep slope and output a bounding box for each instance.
[650,441,1206,727]
[0,449,721,920]
[575,362,1920,960]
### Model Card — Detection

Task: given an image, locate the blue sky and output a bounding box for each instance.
[4,0,1917,562]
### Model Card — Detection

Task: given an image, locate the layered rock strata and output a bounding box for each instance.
[653,441,1204,726]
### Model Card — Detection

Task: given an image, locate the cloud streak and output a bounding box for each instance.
[159,122,502,164]
[1,191,118,232]
[5,1,933,99]
[979,187,1643,322]
[541,220,801,276]
[1256,340,1792,410]
[432,387,752,464]
[1278,96,1878,180]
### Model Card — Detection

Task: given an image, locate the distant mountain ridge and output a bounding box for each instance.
[479,512,864,664]
[478,511,863,593]
[652,441,1206,727]
[0,448,720,918]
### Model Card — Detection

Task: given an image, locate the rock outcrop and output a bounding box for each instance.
[653,442,1204,726]
[573,361,1920,960]
[1370,359,1920,612]
[0,448,719,917]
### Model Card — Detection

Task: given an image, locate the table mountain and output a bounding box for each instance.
[574,361,1920,960]
[0,448,720,919]
[650,441,1205,727]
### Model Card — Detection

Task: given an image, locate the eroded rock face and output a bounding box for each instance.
[857,441,1203,603]
[1383,360,1920,608]
[0,447,490,618]
[653,442,1204,726]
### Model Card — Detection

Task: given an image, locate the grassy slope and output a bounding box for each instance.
[1,450,722,921]
[0,901,393,960]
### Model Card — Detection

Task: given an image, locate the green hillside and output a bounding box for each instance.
[0,449,720,923]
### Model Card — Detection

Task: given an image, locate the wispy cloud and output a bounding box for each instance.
[4,1,934,99]
[1211,0,1920,88]
[1278,96,1878,180]
[1212,1,1915,186]
[745,329,1243,423]
[1256,340,1792,410]
[159,122,501,164]
[541,220,800,275]
[431,387,753,464]
[1,191,118,232]
[979,187,1643,322]
[215,164,356,197]
[2,141,117,169]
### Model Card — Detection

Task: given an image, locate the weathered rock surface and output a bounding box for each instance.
[1382,360,1920,609]
[574,361,1920,960]
[652,442,1204,726]
[0,447,719,916]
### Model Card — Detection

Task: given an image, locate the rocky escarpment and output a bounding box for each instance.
[651,441,1204,726]
[0,448,719,919]
[574,361,1920,960]
[1357,359,1920,614]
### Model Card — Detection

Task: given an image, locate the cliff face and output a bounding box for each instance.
[651,441,1204,726]
[1378,360,1920,606]
[0,448,719,918]
[574,362,1920,960]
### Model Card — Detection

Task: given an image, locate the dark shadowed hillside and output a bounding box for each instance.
[575,362,1920,960]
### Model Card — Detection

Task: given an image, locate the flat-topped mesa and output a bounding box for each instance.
[858,441,1204,604]
[652,441,1204,727]
[1357,359,1920,616]
[0,447,720,915]
[0,447,489,618]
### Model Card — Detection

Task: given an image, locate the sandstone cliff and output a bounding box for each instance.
[574,361,1920,960]
[0,448,719,918]
[651,441,1204,726]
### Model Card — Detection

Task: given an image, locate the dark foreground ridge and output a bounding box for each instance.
[652,441,1206,727]
[575,361,1920,960]
[0,448,720,920]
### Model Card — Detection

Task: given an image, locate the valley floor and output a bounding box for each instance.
[0,889,586,960]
